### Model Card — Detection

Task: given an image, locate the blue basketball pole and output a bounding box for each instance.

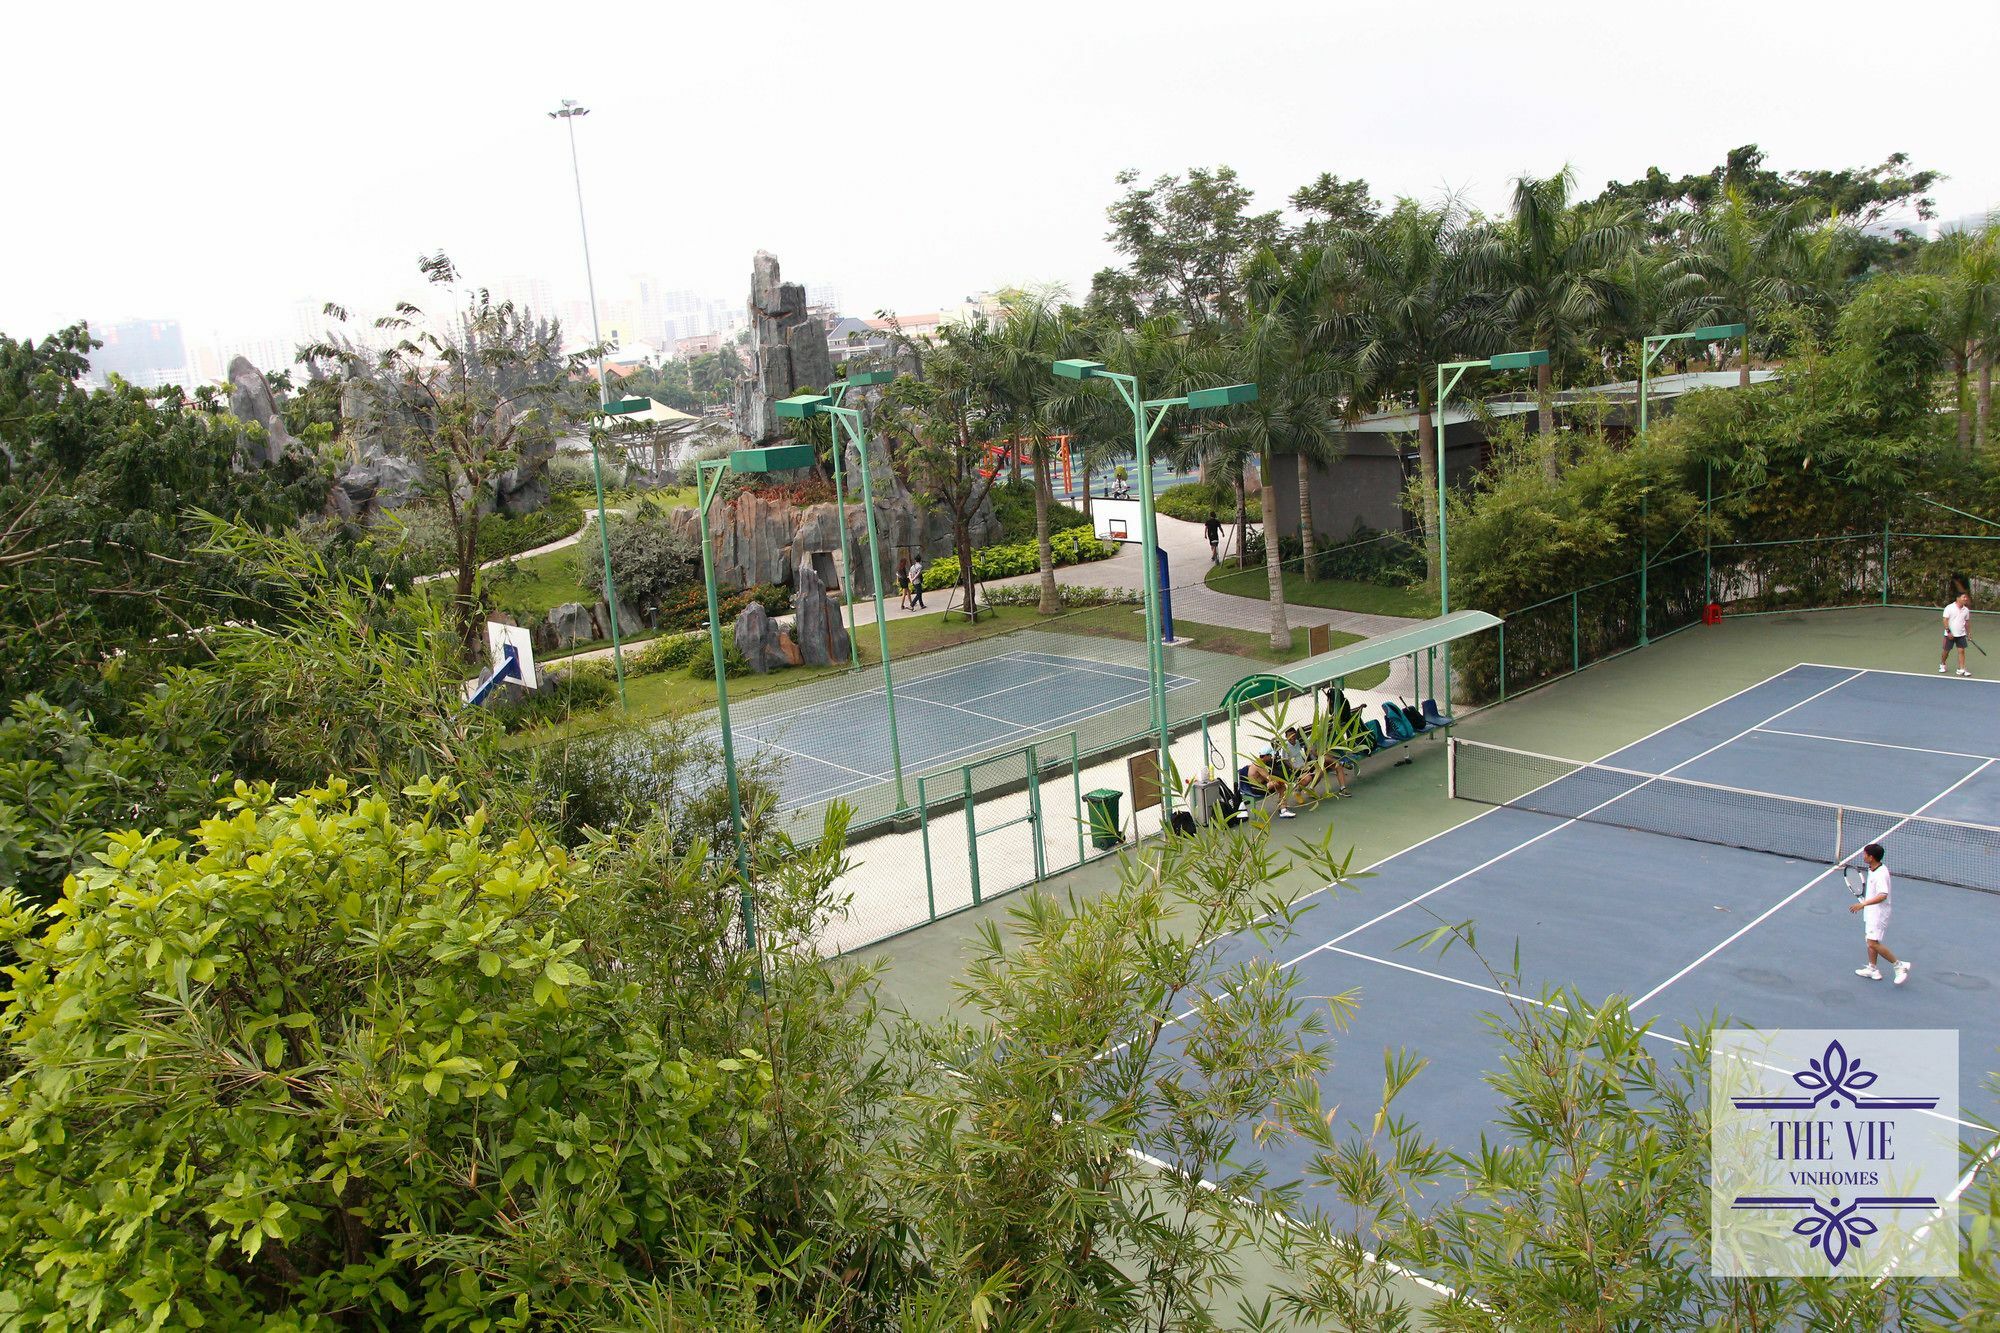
[1156,547,1175,642]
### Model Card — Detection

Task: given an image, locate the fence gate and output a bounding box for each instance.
[917,735,1089,924]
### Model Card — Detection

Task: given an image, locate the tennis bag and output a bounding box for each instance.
[1382,704,1417,742]
[1396,702,1428,734]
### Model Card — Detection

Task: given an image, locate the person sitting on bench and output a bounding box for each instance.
[1241,749,1300,819]
[1281,724,1351,798]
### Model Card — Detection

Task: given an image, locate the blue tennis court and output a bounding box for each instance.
[1205,663,2000,1210]
[737,649,1198,811]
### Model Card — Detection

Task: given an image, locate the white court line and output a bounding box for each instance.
[1633,756,1997,1009]
[1274,669,1871,974]
[1799,660,2000,687]
[1753,725,2000,763]
[748,737,879,783]
[1324,946,1986,1134]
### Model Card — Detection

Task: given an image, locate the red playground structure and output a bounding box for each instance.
[979,435,1072,492]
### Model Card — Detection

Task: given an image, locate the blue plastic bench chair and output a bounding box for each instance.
[1422,697,1453,729]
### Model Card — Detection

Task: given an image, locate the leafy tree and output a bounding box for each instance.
[1598,143,1940,248]
[876,319,1007,619]
[0,325,330,709]
[1922,224,2000,452]
[1103,165,1285,328]
[1484,167,1638,456]
[1673,189,1815,385]
[307,253,587,648]
[1349,202,1500,585]
[579,505,702,616]
[1287,171,1380,247]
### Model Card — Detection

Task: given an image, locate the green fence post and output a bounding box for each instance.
[1498,624,1507,701]
[1704,461,1713,608]
[918,774,936,923]
[1638,491,1650,647]
[1070,733,1085,867]
[1882,516,1891,605]
[1571,590,1581,675]
[1025,744,1046,883]
[963,765,981,907]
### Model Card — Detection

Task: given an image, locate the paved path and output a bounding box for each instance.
[414,510,624,585]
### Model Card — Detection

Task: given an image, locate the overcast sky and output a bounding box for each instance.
[5,0,1996,346]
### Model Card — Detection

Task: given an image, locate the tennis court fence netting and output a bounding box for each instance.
[1447,737,2000,897]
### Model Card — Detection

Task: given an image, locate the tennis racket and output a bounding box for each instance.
[1971,636,1988,658]
[1843,864,1866,900]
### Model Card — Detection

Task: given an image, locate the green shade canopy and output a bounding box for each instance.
[730,443,816,473]
[1052,358,1107,379]
[1690,322,1747,341]
[1186,382,1259,410]
[600,396,652,416]
[773,393,834,419]
[1488,349,1550,371]
[842,369,895,387]
[1219,610,1504,710]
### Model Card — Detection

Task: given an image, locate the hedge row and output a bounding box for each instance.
[920,534,1118,591]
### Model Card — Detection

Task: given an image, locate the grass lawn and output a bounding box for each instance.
[513,598,1386,743]
[483,545,594,622]
[1203,562,1437,620]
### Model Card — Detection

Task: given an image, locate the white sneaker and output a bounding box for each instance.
[1939,664,1948,673]
[1957,668,1972,677]
[1894,961,1912,985]
[1855,966,1881,980]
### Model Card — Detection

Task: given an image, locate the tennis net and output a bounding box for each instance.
[1448,738,2000,896]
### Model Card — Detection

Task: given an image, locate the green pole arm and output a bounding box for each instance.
[823,382,862,667]
[1434,360,1484,722]
[586,421,628,710]
[1913,493,2000,531]
[697,460,756,951]
[829,403,908,809]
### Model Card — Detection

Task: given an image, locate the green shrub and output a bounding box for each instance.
[920,535,1118,590]
[987,480,1091,543]
[474,495,583,563]
[983,584,1141,610]
[632,632,703,674]
[495,660,617,731]
[580,508,701,611]
[0,780,772,1328]
[1155,480,1258,524]
[653,582,793,635]
[689,643,752,679]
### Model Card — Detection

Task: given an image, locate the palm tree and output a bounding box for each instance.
[1675,189,1813,387]
[990,290,1071,613]
[1349,202,1499,587]
[1485,167,1638,468]
[1923,225,2000,453]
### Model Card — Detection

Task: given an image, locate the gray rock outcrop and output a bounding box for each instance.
[733,252,833,444]
[546,601,595,649]
[224,356,296,467]
[792,564,850,667]
[668,489,999,593]
[733,601,795,674]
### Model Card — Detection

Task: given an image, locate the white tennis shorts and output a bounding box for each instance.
[1863,905,1891,942]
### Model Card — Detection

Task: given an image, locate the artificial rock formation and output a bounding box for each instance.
[733,251,835,444]
[733,600,796,674]
[667,490,999,594]
[791,564,850,668]
[225,356,297,467]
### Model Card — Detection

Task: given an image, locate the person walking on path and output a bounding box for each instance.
[1941,591,1974,676]
[896,558,912,611]
[908,555,927,610]
[1850,843,1911,984]
[1204,512,1223,564]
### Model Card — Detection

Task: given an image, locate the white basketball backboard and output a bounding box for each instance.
[487,620,537,690]
[1092,497,1144,543]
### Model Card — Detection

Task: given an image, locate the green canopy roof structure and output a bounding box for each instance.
[1219,610,1503,710]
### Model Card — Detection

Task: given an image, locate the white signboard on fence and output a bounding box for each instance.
[1092,498,1144,543]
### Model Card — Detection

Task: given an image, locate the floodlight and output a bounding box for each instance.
[1488,349,1551,371]
[730,443,816,473]
[1185,382,1259,410]
[1052,359,1106,379]
[773,393,833,419]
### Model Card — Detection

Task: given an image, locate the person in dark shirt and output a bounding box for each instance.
[1204,512,1223,563]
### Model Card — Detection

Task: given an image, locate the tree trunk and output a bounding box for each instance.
[1260,453,1290,652]
[1978,354,1993,454]
[1034,440,1058,615]
[1956,352,1972,454]
[1738,332,1751,388]
[955,517,978,619]
[1294,450,1317,581]
[454,504,482,651]
[1537,359,1558,482]
[1008,445,1022,488]
[1415,388,1441,588]
[1234,461,1250,570]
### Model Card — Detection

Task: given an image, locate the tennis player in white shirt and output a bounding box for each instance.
[1940,592,1973,676]
[1849,842,1911,984]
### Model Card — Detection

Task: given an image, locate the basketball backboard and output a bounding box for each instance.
[488,620,537,690]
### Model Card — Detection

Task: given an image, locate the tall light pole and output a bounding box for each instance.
[1052,360,1256,814]
[1636,324,1743,644]
[1434,348,1547,718]
[776,375,907,808]
[549,98,628,707]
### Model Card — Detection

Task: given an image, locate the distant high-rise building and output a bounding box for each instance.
[807,283,845,317]
[89,318,190,389]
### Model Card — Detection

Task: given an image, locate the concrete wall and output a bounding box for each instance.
[1268,423,1488,545]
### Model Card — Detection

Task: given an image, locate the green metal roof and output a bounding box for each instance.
[1219,610,1503,709]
